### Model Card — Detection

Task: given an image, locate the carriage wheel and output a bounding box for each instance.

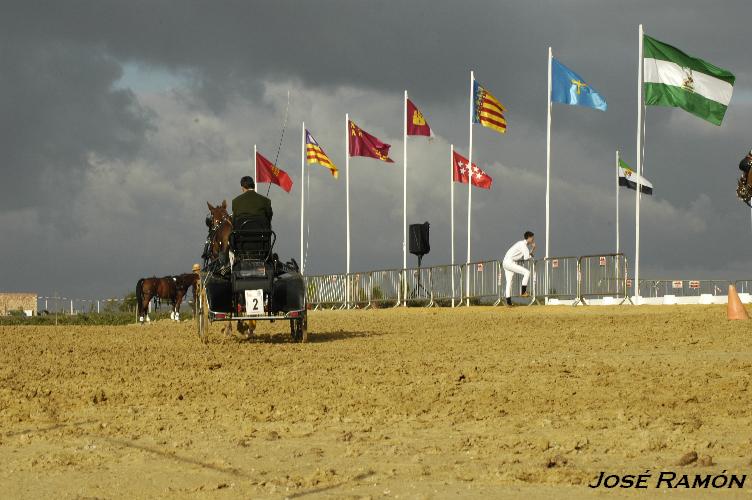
[197,282,209,344]
[290,318,301,343]
[301,310,309,343]
[194,279,202,332]
[290,311,308,343]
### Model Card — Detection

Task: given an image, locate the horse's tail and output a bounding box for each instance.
[136,278,144,315]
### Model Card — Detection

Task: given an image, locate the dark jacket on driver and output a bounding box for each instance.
[232,190,273,226]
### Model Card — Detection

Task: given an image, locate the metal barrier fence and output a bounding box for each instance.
[306,273,347,309]
[36,296,127,315]
[536,257,579,302]
[301,254,752,308]
[577,254,629,304]
[429,264,463,306]
[33,259,751,316]
[733,280,752,294]
[348,272,370,308]
[403,267,433,306]
[35,294,199,316]
[28,266,752,316]
[638,279,729,298]
[370,269,402,307]
[463,260,502,305]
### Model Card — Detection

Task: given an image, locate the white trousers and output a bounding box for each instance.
[502,260,530,298]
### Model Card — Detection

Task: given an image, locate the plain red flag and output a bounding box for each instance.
[348,120,394,162]
[452,150,492,190]
[406,99,432,136]
[256,151,293,193]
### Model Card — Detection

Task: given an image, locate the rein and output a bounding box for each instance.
[210,213,232,233]
[207,213,232,245]
[737,176,752,207]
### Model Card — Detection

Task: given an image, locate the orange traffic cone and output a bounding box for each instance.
[727,284,750,320]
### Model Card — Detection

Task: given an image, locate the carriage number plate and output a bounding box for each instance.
[245,289,264,315]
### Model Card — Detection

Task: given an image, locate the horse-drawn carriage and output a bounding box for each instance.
[195,203,308,343]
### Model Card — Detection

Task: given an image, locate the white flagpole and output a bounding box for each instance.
[300,122,305,274]
[403,90,408,306]
[345,114,351,308]
[616,149,620,255]
[450,144,456,308]
[545,46,552,260]
[466,70,474,307]
[254,144,257,181]
[634,24,644,304]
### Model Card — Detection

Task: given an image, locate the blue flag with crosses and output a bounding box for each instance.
[551,58,607,111]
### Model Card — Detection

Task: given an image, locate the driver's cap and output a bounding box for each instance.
[192,263,200,272]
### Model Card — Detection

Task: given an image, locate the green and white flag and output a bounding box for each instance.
[618,158,653,195]
[643,35,735,126]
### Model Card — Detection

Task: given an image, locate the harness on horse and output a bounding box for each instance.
[737,177,752,207]
[737,155,752,208]
[202,212,233,275]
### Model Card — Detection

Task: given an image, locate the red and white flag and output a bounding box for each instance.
[452,150,492,190]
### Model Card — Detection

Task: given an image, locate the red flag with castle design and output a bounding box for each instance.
[452,150,492,190]
[256,151,293,193]
[348,120,394,163]
[406,99,432,136]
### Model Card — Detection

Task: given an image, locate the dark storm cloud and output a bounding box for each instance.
[1,0,751,297]
[0,39,153,218]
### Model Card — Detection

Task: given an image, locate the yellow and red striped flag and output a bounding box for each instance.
[472,79,507,135]
[305,130,338,178]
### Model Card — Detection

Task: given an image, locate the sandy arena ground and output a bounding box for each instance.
[1,306,752,499]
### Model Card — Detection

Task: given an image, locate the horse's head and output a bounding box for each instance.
[175,273,199,293]
[206,200,230,228]
[206,201,232,262]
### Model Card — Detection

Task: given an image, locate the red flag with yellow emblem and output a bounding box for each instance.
[406,99,432,136]
[256,151,293,193]
[348,120,394,163]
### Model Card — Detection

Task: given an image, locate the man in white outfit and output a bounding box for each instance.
[502,231,536,305]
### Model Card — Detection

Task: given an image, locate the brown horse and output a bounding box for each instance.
[136,273,198,323]
[205,201,233,265]
[136,277,172,323]
[203,200,256,338]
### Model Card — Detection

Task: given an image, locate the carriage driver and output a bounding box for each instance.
[502,231,536,306]
[232,176,273,226]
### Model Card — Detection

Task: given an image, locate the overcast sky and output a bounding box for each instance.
[2,0,751,299]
